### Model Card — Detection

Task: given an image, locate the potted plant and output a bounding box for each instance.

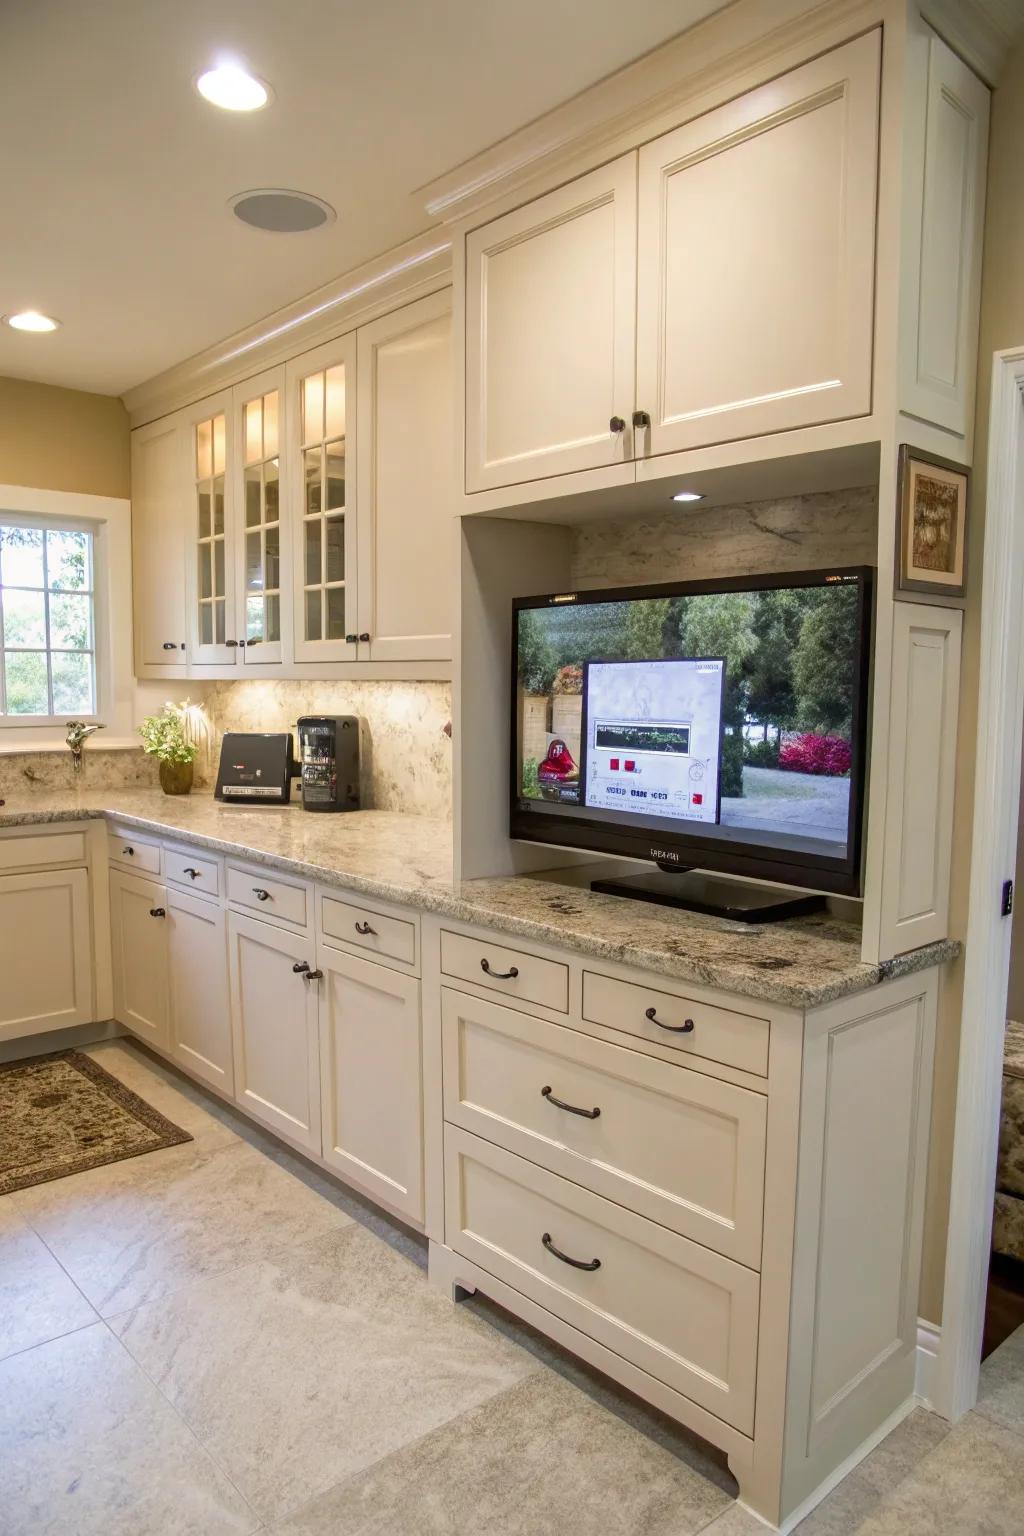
[138,701,199,796]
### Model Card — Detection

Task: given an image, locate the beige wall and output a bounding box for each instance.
[0,375,129,498]
[918,39,1024,1325]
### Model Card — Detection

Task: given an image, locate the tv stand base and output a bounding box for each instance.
[590,869,825,923]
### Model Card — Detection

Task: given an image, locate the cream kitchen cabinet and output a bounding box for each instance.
[227,907,321,1151]
[318,943,423,1221]
[0,867,93,1041]
[109,869,169,1050]
[634,30,879,457]
[464,156,637,493]
[463,32,880,497]
[356,290,454,662]
[166,888,234,1094]
[286,331,358,663]
[130,410,189,668]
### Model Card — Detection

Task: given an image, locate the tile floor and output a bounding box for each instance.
[1,1036,1022,1535]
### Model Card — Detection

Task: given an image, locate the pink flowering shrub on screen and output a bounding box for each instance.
[778,733,852,776]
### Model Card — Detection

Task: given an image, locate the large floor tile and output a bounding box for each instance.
[793,1408,950,1534]
[12,1132,352,1314]
[852,1412,1024,1536]
[111,1223,539,1523]
[81,1039,240,1147]
[975,1319,1024,1434]
[0,1197,97,1360]
[699,1506,765,1536]
[270,1369,732,1536]
[0,1322,257,1536]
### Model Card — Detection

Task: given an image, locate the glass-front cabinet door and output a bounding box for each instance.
[233,366,287,665]
[287,333,357,663]
[186,391,236,666]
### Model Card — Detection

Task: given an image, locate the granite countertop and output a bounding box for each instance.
[0,789,959,1010]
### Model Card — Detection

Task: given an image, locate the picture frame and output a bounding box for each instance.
[895,444,969,600]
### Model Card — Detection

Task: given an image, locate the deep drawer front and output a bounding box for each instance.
[321,895,417,968]
[441,989,766,1267]
[0,831,86,870]
[445,1126,759,1433]
[583,971,769,1078]
[226,865,308,926]
[164,846,221,898]
[441,929,568,1013]
[108,831,161,876]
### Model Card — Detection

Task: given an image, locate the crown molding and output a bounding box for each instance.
[123,231,453,428]
[920,0,1014,83]
[415,0,887,229]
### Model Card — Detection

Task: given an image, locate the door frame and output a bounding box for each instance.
[935,345,1024,1419]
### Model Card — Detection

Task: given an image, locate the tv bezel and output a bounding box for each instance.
[509,566,874,897]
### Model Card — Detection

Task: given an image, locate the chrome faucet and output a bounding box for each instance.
[66,720,105,771]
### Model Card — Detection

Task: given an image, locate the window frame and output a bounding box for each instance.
[0,509,107,729]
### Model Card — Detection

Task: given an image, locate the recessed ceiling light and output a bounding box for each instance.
[196,63,270,112]
[229,188,335,233]
[3,310,60,332]
[671,490,704,503]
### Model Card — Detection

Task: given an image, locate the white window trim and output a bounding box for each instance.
[0,484,135,749]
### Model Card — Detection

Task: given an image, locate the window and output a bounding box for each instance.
[0,521,96,718]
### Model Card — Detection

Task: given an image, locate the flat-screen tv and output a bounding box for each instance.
[511,567,873,897]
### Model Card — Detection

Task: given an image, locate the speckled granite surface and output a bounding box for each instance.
[0,789,957,1009]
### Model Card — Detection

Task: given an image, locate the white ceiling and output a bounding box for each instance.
[0,0,732,397]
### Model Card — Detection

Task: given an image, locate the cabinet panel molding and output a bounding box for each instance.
[636,31,879,456]
[0,868,93,1040]
[130,412,188,668]
[879,603,962,956]
[167,888,234,1094]
[110,870,169,1049]
[465,154,638,491]
[900,29,989,444]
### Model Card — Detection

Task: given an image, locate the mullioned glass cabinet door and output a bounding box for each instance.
[233,365,287,666]
[286,331,358,664]
[186,391,237,666]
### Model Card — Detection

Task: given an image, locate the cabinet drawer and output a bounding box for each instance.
[441,989,766,1267]
[108,830,161,876]
[441,929,568,1013]
[226,864,308,927]
[164,845,221,898]
[582,971,769,1078]
[0,831,86,870]
[445,1126,758,1433]
[320,894,417,968]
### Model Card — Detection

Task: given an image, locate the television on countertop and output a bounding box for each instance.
[511,567,873,917]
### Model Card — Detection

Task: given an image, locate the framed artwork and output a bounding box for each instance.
[896,445,968,600]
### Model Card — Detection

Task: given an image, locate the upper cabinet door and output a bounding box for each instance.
[899,30,989,445]
[130,413,188,667]
[636,31,880,457]
[287,333,358,663]
[465,154,638,493]
[232,365,287,665]
[185,391,237,666]
[357,290,454,662]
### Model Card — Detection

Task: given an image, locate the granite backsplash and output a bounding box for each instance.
[199,680,452,818]
[0,747,161,798]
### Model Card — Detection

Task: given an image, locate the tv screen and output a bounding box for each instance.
[511,568,872,894]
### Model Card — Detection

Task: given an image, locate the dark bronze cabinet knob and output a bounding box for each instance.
[149,907,165,918]
[609,415,626,433]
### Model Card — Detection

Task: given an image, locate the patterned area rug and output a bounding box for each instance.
[0,1049,193,1196]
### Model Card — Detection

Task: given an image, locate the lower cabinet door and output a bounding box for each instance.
[0,868,93,1041]
[227,909,321,1151]
[167,890,233,1095]
[109,871,169,1049]
[318,945,423,1221]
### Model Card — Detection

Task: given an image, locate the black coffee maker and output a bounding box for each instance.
[296,716,361,813]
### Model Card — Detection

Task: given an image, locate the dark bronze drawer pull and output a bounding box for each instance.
[252,887,271,901]
[292,961,323,982]
[354,921,376,936]
[183,867,201,879]
[122,846,134,856]
[541,1085,600,1120]
[645,1006,694,1033]
[481,958,519,980]
[541,1232,601,1272]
